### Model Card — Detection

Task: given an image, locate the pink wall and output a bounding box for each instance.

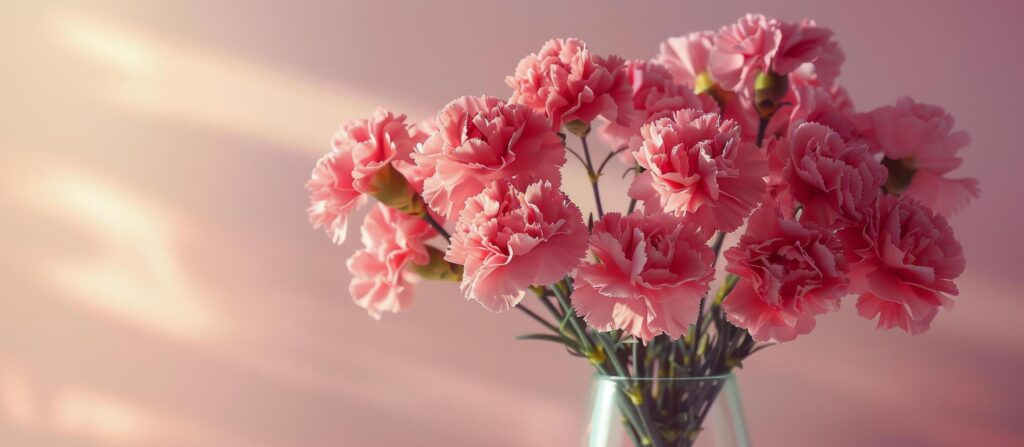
[2,1,1022,446]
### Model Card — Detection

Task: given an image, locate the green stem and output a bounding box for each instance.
[632,340,642,376]
[755,116,769,147]
[580,135,605,217]
[515,303,559,334]
[595,334,665,447]
[549,280,593,353]
[597,146,630,176]
[421,212,450,242]
[625,164,643,214]
[690,232,726,375]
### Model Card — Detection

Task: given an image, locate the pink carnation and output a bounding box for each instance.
[772,122,887,227]
[628,109,767,235]
[754,73,862,144]
[307,109,416,244]
[794,39,844,88]
[864,97,979,215]
[838,196,965,334]
[657,31,762,146]
[597,60,717,150]
[723,206,849,342]
[336,108,416,193]
[784,76,860,140]
[413,96,565,219]
[306,151,365,244]
[393,118,440,194]
[347,204,438,319]
[571,212,714,342]
[709,14,842,91]
[507,38,634,130]
[445,179,588,312]
[657,31,715,87]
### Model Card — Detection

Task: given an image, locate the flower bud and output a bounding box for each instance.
[367,163,426,216]
[753,71,788,118]
[584,344,607,366]
[694,72,715,95]
[564,119,591,138]
[410,246,463,281]
[625,384,644,405]
[881,156,917,195]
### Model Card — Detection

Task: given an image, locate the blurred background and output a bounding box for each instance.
[2,0,1022,446]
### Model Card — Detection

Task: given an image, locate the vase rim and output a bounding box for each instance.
[593,372,733,382]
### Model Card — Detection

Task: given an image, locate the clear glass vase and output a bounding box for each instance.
[582,374,749,447]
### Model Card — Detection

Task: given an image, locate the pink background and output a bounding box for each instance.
[3,0,1022,446]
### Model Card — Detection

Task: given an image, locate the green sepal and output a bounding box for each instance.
[753,70,789,118]
[367,164,426,216]
[715,274,739,305]
[881,156,917,195]
[409,246,463,281]
[563,119,591,138]
[516,333,570,345]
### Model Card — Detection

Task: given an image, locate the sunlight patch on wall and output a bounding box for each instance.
[0,365,37,428]
[52,388,152,443]
[4,162,221,341]
[51,11,422,154]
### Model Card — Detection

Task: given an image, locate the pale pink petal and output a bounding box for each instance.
[840,196,964,334]
[709,14,842,91]
[413,96,566,219]
[446,179,588,312]
[722,206,848,343]
[571,211,714,342]
[629,109,766,235]
[864,97,978,215]
[345,204,437,319]
[507,38,635,130]
[904,169,980,217]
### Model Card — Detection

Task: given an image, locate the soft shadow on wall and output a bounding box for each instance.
[2,1,1023,446]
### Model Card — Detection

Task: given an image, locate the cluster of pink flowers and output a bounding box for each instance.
[307,13,976,343]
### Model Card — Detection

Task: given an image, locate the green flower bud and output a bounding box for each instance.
[881,157,917,195]
[753,71,789,118]
[564,119,591,138]
[585,344,607,366]
[367,164,426,216]
[694,72,715,95]
[410,246,463,281]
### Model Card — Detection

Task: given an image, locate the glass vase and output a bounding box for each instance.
[582,374,749,447]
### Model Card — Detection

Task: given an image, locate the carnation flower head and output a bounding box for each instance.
[413,95,565,219]
[445,178,588,312]
[784,75,860,141]
[839,195,965,334]
[597,59,718,150]
[571,211,715,342]
[709,14,843,91]
[628,109,767,235]
[306,108,417,244]
[307,151,364,245]
[864,97,979,216]
[347,204,438,319]
[657,31,716,88]
[393,118,440,194]
[340,108,416,192]
[507,38,634,131]
[723,206,849,342]
[746,72,862,144]
[771,122,887,227]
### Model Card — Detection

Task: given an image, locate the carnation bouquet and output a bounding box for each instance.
[305,14,976,446]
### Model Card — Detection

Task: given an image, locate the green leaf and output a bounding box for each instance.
[516,333,571,346]
[558,309,573,331]
[715,274,739,304]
